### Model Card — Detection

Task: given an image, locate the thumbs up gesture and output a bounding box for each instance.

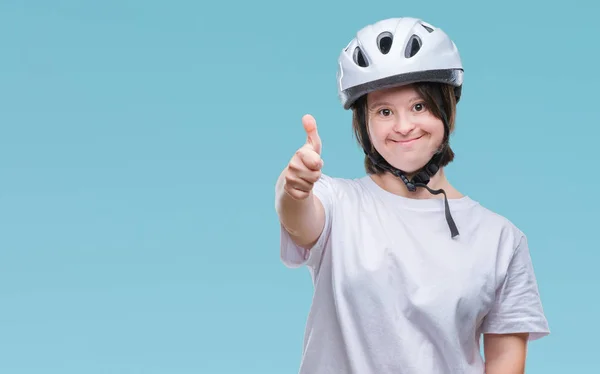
[283,114,324,200]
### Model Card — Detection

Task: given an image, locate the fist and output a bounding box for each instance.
[284,114,324,200]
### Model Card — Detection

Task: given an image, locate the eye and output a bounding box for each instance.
[378,108,392,117]
[412,102,427,112]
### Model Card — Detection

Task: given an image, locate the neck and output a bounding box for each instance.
[370,168,463,199]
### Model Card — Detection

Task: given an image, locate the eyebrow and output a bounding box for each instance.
[368,96,422,110]
[368,101,391,110]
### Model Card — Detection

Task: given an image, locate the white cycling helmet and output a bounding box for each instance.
[337,17,464,110]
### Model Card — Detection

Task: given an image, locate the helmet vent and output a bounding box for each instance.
[377,32,393,54]
[353,47,369,67]
[404,35,422,58]
[421,23,434,33]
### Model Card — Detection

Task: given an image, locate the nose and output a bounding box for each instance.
[393,114,416,135]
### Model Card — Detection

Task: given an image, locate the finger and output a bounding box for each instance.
[284,174,314,195]
[288,156,321,182]
[284,188,310,201]
[298,145,323,171]
[295,167,321,184]
[302,114,322,155]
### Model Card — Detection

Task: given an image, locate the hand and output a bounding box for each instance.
[283,114,324,200]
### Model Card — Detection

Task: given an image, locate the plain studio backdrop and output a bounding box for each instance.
[0,0,597,373]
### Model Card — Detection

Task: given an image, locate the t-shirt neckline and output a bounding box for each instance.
[359,174,478,212]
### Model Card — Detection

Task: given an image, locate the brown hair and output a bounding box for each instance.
[351,82,458,175]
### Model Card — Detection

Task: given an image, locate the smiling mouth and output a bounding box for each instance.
[391,135,424,144]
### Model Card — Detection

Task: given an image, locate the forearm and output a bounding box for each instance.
[275,170,324,248]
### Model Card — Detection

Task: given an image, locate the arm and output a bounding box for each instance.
[480,235,550,372]
[276,169,325,249]
[484,333,528,374]
[275,114,326,249]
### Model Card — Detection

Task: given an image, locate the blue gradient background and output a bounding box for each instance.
[1,0,597,373]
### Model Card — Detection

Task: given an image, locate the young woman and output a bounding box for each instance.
[275,17,549,373]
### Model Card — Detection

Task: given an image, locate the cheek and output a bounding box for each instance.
[368,124,389,146]
[422,120,445,143]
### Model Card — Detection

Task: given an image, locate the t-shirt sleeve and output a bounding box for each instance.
[481,235,550,341]
[279,174,334,271]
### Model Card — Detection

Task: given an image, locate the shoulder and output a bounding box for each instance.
[315,173,371,197]
[468,201,528,257]
[310,173,375,214]
[473,202,523,232]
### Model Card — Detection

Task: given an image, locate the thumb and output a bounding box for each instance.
[302,114,322,155]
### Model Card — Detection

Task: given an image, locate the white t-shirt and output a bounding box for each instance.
[280,174,550,374]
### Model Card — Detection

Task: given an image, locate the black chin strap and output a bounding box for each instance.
[414,182,460,238]
[358,98,460,239]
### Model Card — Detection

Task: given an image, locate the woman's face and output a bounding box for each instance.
[367,84,445,174]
